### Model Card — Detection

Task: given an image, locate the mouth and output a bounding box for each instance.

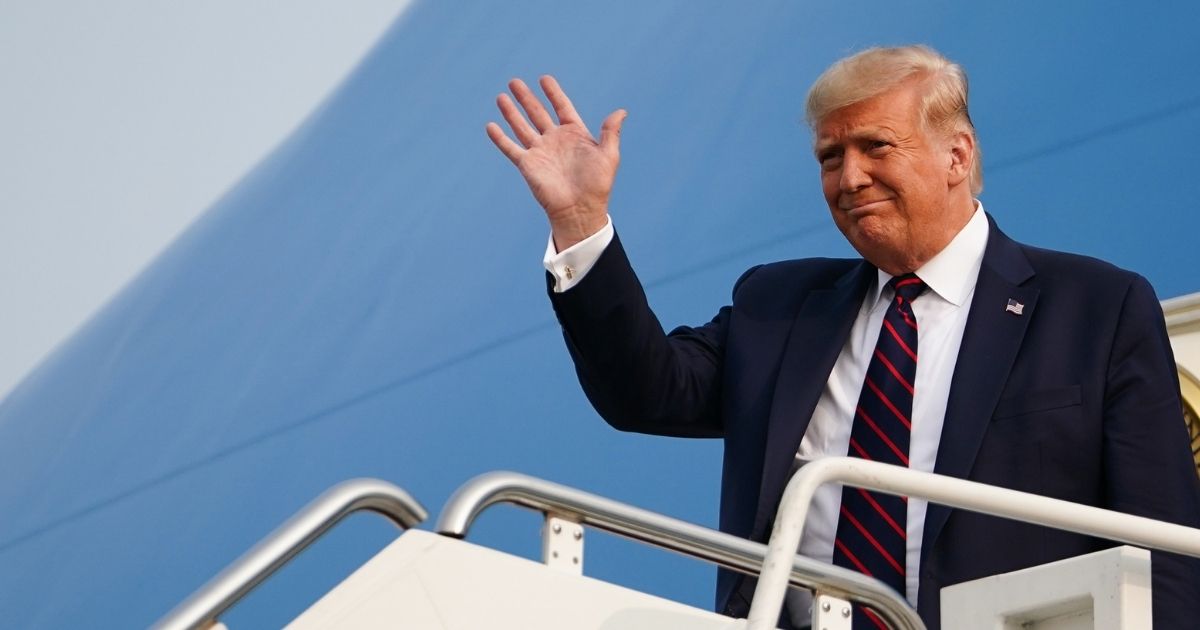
[840,199,891,214]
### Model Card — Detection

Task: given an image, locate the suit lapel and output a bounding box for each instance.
[921,220,1038,561]
[751,262,874,540]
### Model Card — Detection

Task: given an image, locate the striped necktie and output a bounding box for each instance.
[832,273,926,628]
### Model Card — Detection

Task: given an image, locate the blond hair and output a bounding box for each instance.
[805,45,983,194]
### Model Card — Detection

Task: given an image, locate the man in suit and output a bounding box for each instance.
[486,46,1200,628]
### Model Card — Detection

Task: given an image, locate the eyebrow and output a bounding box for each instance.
[814,126,894,155]
[814,144,840,160]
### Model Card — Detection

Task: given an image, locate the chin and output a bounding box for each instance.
[848,216,895,245]
[846,225,902,267]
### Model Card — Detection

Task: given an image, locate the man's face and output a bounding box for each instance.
[814,81,968,274]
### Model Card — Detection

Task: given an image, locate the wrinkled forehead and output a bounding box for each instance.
[812,110,920,155]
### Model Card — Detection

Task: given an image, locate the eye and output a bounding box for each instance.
[867,139,892,153]
[819,155,843,171]
[817,150,843,171]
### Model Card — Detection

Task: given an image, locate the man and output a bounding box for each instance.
[487,46,1200,628]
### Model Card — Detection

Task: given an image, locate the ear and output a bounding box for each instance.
[946,130,974,188]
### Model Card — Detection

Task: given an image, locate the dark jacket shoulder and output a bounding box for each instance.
[732,257,865,304]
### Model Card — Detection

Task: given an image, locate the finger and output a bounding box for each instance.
[486,121,524,163]
[496,93,539,148]
[599,109,627,160]
[509,78,555,133]
[540,75,583,127]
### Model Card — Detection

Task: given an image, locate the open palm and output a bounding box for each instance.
[487,76,626,250]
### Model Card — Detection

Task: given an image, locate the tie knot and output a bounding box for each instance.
[889,274,927,303]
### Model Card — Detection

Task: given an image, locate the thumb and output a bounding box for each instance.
[599,109,627,159]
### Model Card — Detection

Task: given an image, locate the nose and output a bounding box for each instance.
[839,151,871,193]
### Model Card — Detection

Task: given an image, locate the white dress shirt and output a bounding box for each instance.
[787,206,987,620]
[545,206,990,615]
[543,216,615,293]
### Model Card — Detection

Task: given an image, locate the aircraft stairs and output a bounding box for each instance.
[152,457,1200,630]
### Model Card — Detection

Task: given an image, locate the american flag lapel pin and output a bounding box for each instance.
[1005,298,1024,316]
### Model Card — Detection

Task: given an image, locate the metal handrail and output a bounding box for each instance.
[153,478,427,630]
[747,457,1200,630]
[1163,291,1200,329]
[436,471,924,630]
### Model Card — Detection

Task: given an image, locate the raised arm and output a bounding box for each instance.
[486,75,627,251]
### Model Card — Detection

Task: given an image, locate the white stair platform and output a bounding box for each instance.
[287,529,751,629]
[940,546,1152,630]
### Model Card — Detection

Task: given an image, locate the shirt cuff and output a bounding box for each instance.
[542,216,614,293]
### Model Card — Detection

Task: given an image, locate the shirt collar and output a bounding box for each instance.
[869,202,990,308]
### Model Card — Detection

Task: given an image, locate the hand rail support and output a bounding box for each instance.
[437,470,924,630]
[746,457,1200,629]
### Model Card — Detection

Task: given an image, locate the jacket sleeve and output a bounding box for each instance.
[1102,273,1200,626]
[547,232,757,438]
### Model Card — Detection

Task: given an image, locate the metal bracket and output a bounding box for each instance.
[812,592,853,630]
[542,515,584,575]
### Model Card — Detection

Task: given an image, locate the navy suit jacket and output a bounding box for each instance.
[548,216,1200,629]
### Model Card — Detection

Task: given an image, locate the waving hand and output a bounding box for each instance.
[487,75,627,251]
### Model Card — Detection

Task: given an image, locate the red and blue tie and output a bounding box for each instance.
[833,273,926,628]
